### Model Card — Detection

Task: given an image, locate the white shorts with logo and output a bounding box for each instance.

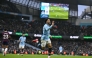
[41,39,51,47]
[19,44,25,49]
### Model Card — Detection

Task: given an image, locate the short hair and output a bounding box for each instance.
[45,19,49,23]
[4,29,7,31]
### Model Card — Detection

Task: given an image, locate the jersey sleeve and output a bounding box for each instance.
[25,37,26,42]
[45,25,52,31]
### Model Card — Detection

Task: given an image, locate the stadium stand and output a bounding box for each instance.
[0,17,92,36]
[0,38,92,55]
[0,14,92,55]
[0,0,21,13]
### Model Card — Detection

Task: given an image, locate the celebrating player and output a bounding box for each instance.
[41,19,54,58]
[2,29,10,56]
[19,33,26,56]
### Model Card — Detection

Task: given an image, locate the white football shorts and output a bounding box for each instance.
[41,39,51,47]
[19,44,25,49]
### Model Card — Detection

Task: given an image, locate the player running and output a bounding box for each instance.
[59,46,63,54]
[41,19,54,58]
[2,29,10,56]
[19,33,26,56]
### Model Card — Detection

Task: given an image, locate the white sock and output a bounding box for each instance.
[48,56,50,58]
[2,48,4,55]
[2,48,4,52]
[5,48,8,52]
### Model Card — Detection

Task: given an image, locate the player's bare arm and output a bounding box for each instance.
[52,21,54,26]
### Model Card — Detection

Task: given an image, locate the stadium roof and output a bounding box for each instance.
[2,0,91,10]
[9,0,40,9]
[3,0,92,6]
[39,0,92,6]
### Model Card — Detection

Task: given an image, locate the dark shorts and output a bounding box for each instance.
[2,40,9,45]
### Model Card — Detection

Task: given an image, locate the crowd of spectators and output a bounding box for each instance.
[0,38,38,54]
[26,39,92,55]
[52,40,92,55]
[0,0,92,36]
[0,15,92,55]
[0,1,20,13]
[0,1,92,36]
[0,38,92,56]
[0,3,12,12]
[0,17,92,36]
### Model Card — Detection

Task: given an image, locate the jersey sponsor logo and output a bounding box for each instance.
[70,36,79,39]
[34,34,41,37]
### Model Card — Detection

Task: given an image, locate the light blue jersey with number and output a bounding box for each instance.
[59,46,63,52]
[59,46,63,51]
[41,24,52,40]
[19,36,26,45]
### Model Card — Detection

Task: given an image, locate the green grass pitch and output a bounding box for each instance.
[49,6,68,19]
[0,54,91,58]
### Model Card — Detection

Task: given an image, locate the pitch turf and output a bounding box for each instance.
[0,54,92,58]
[49,6,68,19]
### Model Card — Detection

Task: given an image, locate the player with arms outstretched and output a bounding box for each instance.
[19,33,26,56]
[2,29,10,56]
[41,19,54,58]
